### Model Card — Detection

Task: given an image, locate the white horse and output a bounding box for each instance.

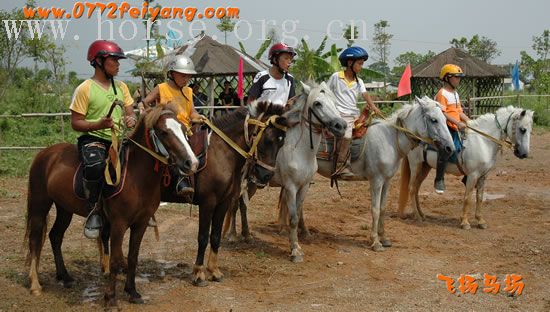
[311,97,455,252]
[397,106,533,229]
[223,82,347,262]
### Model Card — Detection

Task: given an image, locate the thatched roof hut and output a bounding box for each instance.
[412,48,508,114]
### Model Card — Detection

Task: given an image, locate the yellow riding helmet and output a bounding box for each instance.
[439,64,465,80]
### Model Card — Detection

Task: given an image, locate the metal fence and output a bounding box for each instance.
[1,97,545,151]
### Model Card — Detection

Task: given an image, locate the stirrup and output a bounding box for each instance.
[84,210,103,239]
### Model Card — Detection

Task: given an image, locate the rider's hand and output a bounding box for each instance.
[138,102,146,115]
[125,115,137,128]
[457,122,467,130]
[98,117,114,129]
[192,114,207,123]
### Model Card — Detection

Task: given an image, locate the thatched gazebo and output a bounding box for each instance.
[411,48,508,114]
[132,34,269,114]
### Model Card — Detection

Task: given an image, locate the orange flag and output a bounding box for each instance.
[397,63,412,98]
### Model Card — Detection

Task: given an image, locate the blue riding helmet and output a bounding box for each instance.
[339,46,369,67]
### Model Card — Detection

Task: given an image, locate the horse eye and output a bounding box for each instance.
[520,127,527,134]
[278,136,284,142]
[314,101,322,108]
[431,118,437,123]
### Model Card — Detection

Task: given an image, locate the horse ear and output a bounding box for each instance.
[301,81,311,95]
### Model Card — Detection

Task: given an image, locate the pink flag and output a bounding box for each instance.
[397,64,412,98]
[237,57,244,100]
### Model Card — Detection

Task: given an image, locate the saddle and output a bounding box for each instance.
[317,134,366,162]
[73,142,130,201]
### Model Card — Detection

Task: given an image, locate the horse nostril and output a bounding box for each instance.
[445,146,453,154]
[183,159,192,171]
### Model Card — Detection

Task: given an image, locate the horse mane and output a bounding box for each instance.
[210,101,284,131]
[385,103,415,124]
[468,105,518,128]
[144,102,182,129]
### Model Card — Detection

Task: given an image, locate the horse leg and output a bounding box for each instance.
[240,184,257,241]
[370,178,384,252]
[223,199,239,242]
[413,164,431,221]
[460,175,478,230]
[239,196,253,242]
[296,184,311,240]
[378,181,392,248]
[277,188,290,234]
[48,206,74,288]
[104,221,127,307]
[193,203,214,287]
[206,202,230,282]
[475,176,488,229]
[98,223,111,275]
[26,195,52,296]
[124,222,148,304]
[284,186,304,262]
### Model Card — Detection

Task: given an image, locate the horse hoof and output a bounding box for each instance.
[226,234,238,243]
[128,296,144,304]
[243,235,254,244]
[30,289,42,296]
[63,279,75,288]
[290,254,304,263]
[211,275,224,283]
[461,224,471,230]
[192,278,209,287]
[478,223,488,229]
[372,244,385,252]
[381,239,392,247]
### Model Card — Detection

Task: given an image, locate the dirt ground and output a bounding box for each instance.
[0,131,549,312]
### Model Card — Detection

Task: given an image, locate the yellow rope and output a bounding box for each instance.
[466,125,513,149]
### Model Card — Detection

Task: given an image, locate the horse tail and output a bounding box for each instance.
[24,153,51,266]
[397,156,411,218]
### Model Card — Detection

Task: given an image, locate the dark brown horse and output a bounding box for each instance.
[162,101,299,286]
[24,103,198,306]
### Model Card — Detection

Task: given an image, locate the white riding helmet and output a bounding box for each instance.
[165,55,197,75]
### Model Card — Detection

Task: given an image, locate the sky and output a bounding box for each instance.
[2,0,549,80]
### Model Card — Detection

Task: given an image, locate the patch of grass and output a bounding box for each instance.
[255,251,268,259]
[0,188,21,199]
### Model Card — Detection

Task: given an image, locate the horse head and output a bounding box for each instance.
[246,101,295,186]
[413,96,455,154]
[293,81,346,137]
[498,107,534,159]
[143,103,199,175]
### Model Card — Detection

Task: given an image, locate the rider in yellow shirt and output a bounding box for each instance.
[138,55,204,196]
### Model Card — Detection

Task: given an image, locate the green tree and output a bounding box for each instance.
[450,35,501,63]
[520,30,550,94]
[371,20,393,95]
[290,37,331,82]
[343,24,359,48]
[390,50,435,80]
[216,17,236,45]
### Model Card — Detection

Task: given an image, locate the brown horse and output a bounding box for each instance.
[162,101,298,286]
[24,103,198,306]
